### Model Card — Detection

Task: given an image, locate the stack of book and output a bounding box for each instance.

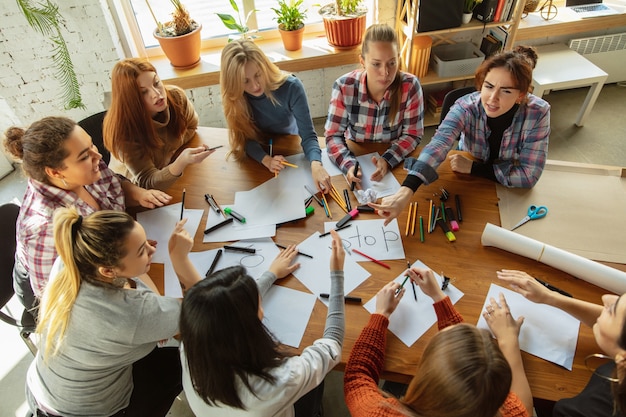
[480,26,508,57]
[427,89,452,119]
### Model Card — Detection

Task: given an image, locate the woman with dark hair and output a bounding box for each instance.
[371,46,550,224]
[3,116,170,309]
[26,208,196,417]
[104,58,212,191]
[180,230,345,417]
[499,270,626,417]
[344,266,533,417]
[325,23,424,189]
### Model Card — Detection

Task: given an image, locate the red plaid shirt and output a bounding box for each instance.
[325,70,424,173]
[16,160,125,297]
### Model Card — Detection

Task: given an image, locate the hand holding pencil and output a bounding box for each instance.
[374,281,403,318]
[407,267,446,302]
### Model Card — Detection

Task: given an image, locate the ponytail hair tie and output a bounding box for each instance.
[71,215,83,237]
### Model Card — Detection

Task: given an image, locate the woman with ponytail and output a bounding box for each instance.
[25,208,198,417]
[324,23,424,190]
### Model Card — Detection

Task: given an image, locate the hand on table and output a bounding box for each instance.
[269,244,300,279]
[370,155,389,182]
[483,293,524,344]
[136,188,172,209]
[368,186,413,226]
[497,269,554,304]
[448,153,473,174]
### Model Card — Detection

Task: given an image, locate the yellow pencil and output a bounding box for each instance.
[427,199,433,234]
[411,202,418,236]
[329,185,348,213]
[405,202,412,236]
[280,161,298,168]
[321,192,332,219]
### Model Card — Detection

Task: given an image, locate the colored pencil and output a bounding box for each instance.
[280,161,298,168]
[275,243,313,259]
[411,202,418,236]
[405,202,411,236]
[352,248,390,269]
[419,215,424,243]
[321,192,332,219]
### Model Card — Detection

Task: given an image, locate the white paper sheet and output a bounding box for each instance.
[136,203,203,263]
[292,232,371,298]
[353,152,402,200]
[202,209,276,243]
[481,223,626,294]
[263,285,317,348]
[476,284,580,370]
[363,260,464,347]
[324,219,406,261]
[321,149,343,177]
[233,173,306,228]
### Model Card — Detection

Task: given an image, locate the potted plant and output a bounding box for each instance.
[318,0,367,49]
[149,0,202,68]
[272,0,307,51]
[463,0,483,23]
[217,0,259,42]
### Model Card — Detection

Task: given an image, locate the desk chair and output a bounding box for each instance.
[439,86,476,125]
[78,111,110,165]
[0,203,37,355]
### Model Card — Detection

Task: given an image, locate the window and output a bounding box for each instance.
[116,0,326,57]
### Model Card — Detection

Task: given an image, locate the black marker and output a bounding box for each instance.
[319,293,362,303]
[535,278,573,298]
[224,245,256,254]
[351,160,359,191]
[204,194,220,213]
[275,243,313,259]
[204,217,233,234]
[180,188,186,221]
[318,223,352,238]
[206,249,222,278]
[356,205,375,213]
[455,194,463,222]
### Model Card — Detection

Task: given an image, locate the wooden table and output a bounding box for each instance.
[147,126,625,402]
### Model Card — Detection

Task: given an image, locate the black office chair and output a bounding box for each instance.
[78,110,110,165]
[0,203,37,355]
[439,86,477,125]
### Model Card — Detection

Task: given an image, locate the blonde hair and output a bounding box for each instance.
[400,324,512,417]
[361,24,403,123]
[220,40,289,160]
[36,208,136,360]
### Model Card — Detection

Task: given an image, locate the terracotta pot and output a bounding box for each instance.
[279,24,305,51]
[154,24,202,69]
[320,14,366,49]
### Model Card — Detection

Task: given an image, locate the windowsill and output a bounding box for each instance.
[152,31,361,90]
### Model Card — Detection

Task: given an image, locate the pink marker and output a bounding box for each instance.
[336,208,359,229]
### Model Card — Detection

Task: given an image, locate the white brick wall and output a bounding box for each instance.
[0,0,388,128]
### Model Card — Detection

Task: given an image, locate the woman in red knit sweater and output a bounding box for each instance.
[344,266,533,417]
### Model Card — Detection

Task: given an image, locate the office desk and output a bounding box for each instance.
[532,43,608,127]
[149,126,625,402]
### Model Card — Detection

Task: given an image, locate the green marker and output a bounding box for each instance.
[224,207,246,223]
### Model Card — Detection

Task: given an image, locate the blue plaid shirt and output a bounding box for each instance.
[405,92,550,188]
[325,70,423,173]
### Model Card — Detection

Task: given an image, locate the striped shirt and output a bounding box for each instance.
[16,160,125,297]
[325,70,424,173]
[405,91,550,188]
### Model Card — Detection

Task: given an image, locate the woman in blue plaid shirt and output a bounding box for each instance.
[324,24,424,189]
[372,46,550,224]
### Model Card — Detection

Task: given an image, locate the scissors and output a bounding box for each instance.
[511,205,548,231]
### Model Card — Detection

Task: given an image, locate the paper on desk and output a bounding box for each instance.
[233,173,306,228]
[363,260,464,347]
[353,152,401,201]
[202,210,276,243]
[292,232,371,299]
[321,149,343,177]
[263,285,317,348]
[476,283,580,370]
[482,223,626,294]
[137,203,203,263]
[324,219,405,261]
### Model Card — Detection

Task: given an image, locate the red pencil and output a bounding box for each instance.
[352,249,391,269]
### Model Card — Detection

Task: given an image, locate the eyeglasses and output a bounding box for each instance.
[584,354,620,383]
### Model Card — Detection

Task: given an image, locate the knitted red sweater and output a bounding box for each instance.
[344,296,528,417]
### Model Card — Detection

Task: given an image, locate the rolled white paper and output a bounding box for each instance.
[481,223,626,295]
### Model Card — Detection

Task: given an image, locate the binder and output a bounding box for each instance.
[474,0,499,22]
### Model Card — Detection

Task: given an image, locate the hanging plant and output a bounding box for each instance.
[16,0,84,110]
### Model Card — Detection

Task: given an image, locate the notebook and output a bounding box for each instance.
[565,0,619,18]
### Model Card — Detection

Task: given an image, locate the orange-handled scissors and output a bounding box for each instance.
[511,205,548,231]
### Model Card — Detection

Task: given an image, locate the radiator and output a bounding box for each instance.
[569,33,626,84]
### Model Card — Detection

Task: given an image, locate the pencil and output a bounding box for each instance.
[352,248,390,269]
[180,188,186,221]
[427,199,433,234]
[405,202,411,236]
[343,189,352,212]
[280,161,298,168]
[319,223,351,237]
[329,186,348,213]
[411,202,418,236]
[321,192,332,219]
[441,201,446,222]
[419,215,424,243]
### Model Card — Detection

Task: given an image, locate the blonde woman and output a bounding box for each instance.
[325,24,424,189]
[220,39,331,192]
[26,208,199,417]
